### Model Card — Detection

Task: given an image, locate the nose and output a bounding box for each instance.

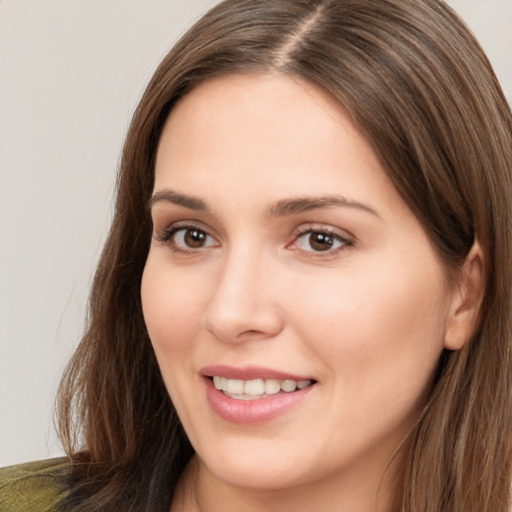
[202,247,284,343]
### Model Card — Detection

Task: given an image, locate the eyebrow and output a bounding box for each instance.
[269,196,381,218]
[149,189,380,219]
[149,189,209,211]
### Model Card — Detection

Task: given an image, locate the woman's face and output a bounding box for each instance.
[142,74,455,496]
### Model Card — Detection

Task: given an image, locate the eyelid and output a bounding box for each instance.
[288,223,354,255]
[153,220,353,256]
[153,220,220,251]
[154,220,205,241]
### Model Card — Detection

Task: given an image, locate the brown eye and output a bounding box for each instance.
[183,229,207,248]
[294,229,349,254]
[169,227,218,251]
[308,232,335,251]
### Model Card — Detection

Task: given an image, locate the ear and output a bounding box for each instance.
[444,240,485,351]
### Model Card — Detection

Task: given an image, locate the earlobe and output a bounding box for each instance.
[444,240,485,351]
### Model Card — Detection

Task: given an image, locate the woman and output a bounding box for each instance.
[2,0,511,510]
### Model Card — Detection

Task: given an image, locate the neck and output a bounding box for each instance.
[170,452,402,512]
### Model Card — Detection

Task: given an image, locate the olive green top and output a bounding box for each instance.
[0,458,70,512]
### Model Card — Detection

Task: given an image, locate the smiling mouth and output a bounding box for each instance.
[211,376,314,400]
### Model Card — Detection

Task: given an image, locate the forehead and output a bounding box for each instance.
[153,73,405,221]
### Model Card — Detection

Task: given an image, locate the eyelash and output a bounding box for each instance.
[153,223,353,257]
[290,226,353,257]
[154,222,217,255]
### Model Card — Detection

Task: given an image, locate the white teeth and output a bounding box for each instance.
[264,379,281,395]
[213,375,228,390]
[280,380,296,392]
[212,376,312,397]
[244,379,265,395]
[225,379,244,395]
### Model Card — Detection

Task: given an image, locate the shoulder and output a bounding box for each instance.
[0,458,70,512]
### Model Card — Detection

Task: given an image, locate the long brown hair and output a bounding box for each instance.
[57,1,512,510]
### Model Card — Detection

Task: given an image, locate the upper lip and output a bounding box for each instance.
[200,364,315,382]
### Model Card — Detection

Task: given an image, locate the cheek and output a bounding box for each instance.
[287,258,450,401]
[141,256,207,360]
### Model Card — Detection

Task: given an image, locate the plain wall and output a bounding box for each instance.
[1,0,511,467]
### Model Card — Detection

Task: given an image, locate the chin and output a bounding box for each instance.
[194,436,314,491]
[209,459,306,491]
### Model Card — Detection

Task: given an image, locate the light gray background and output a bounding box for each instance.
[1,0,511,467]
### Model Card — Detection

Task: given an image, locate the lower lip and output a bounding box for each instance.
[203,378,314,425]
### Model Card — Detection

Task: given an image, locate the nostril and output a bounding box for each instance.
[237,329,266,338]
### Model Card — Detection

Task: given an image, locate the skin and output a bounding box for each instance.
[141,73,480,512]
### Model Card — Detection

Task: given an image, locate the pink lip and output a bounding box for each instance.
[201,364,314,381]
[201,365,316,425]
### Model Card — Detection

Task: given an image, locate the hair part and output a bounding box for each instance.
[57,1,512,510]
